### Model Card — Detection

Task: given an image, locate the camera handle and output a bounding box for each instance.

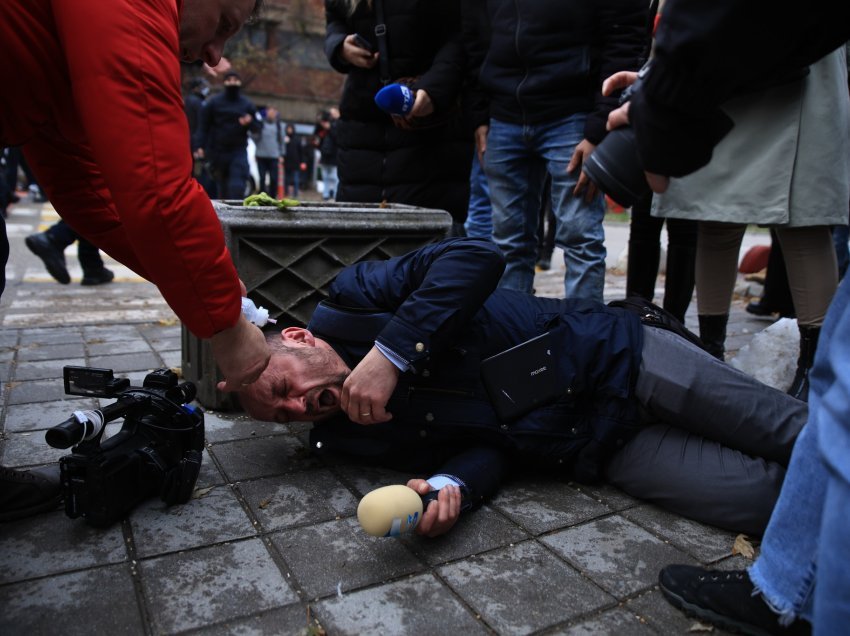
[161,449,203,505]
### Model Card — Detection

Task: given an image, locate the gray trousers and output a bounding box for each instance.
[605,326,808,535]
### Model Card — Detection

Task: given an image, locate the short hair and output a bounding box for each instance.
[223,71,242,81]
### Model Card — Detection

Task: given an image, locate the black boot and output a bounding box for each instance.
[698,314,728,360]
[787,325,820,402]
[0,465,63,522]
[663,244,697,324]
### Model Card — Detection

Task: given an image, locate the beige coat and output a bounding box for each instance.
[653,48,850,227]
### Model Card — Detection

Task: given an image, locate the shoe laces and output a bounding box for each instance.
[0,466,40,482]
[698,571,746,583]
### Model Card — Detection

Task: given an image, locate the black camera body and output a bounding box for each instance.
[582,68,650,208]
[46,367,204,527]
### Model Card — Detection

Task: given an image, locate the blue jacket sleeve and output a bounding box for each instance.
[433,446,508,512]
[328,237,506,373]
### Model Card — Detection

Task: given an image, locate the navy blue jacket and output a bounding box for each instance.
[307,239,643,509]
[462,0,647,143]
[199,91,260,156]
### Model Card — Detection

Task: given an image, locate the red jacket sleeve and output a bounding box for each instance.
[37,0,241,338]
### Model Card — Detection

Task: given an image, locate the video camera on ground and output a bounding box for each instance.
[45,366,204,527]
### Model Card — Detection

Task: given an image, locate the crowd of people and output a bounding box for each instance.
[1,0,849,632]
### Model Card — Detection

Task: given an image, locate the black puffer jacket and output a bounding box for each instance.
[324,0,472,224]
[464,0,647,144]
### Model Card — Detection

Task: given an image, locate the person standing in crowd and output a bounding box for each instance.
[651,48,849,401]
[324,0,472,236]
[316,108,340,201]
[0,0,270,521]
[252,106,283,196]
[282,123,303,198]
[198,71,261,199]
[601,2,850,631]
[25,221,114,286]
[463,0,646,301]
[184,77,215,196]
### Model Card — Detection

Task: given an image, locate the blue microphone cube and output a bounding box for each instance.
[375,83,415,116]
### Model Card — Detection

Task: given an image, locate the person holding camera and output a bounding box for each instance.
[595,1,850,632]
[0,0,270,521]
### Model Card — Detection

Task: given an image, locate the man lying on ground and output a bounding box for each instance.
[229,238,806,537]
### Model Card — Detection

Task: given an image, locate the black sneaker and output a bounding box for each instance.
[0,465,63,522]
[25,233,70,284]
[81,268,115,286]
[658,565,810,636]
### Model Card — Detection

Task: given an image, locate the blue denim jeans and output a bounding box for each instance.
[464,155,493,239]
[749,274,850,632]
[484,115,606,300]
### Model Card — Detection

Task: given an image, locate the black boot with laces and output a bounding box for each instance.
[0,465,63,522]
[658,565,811,636]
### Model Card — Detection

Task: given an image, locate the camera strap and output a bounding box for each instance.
[161,449,203,505]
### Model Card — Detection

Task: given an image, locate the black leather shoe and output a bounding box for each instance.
[25,233,70,284]
[746,300,776,317]
[0,465,63,522]
[80,268,114,286]
[659,565,810,636]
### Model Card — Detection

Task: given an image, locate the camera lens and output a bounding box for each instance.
[582,127,650,208]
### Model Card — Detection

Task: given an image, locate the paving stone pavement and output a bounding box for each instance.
[0,199,786,635]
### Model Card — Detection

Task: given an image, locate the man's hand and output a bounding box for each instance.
[340,346,399,424]
[193,148,205,160]
[238,114,253,127]
[407,479,461,537]
[212,315,270,392]
[601,70,670,194]
[566,139,599,202]
[341,34,378,69]
[391,90,434,130]
[474,125,489,165]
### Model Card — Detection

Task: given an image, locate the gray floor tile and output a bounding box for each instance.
[571,481,642,512]
[82,324,146,342]
[0,509,126,584]
[211,434,321,482]
[490,478,611,534]
[331,463,419,496]
[203,409,287,443]
[130,485,256,558]
[315,573,489,635]
[13,357,85,381]
[2,430,67,465]
[238,469,358,531]
[625,588,737,635]
[623,504,739,562]
[439,541,614,634]
[161,349,181,368]
[270,517,424,599]
[19,327,82,346]
[86,338,152,357]
[87,351,161,373]
[3,397,96,432]
[7,378,70,404]
[551,606,657,635]
[17,342,86,362]
[0,564,142,635]
[541,515,696,598]
[185,603,311,636]
[402,505,529,565]
[140,538,297,634]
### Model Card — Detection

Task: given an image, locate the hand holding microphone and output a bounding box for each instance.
[356,480,460,538]
[374,85,434,127]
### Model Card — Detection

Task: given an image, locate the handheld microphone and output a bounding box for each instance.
[374,83,415,116]
[357,484,424,537]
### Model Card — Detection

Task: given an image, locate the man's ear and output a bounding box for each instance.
[280,327,316,347]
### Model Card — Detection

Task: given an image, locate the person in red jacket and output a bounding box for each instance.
[0,0,268,521]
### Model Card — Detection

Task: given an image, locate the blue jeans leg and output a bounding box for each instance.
[484,115,606,299]
[484,119,548,293]
[465,154,493,240]
[542,117,606,302]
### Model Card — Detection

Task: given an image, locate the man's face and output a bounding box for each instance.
[239,336,351,424]
[179,0,256,67]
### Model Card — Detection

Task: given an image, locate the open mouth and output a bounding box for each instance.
[318,389,336,408]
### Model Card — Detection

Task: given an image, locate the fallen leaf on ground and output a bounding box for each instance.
[192,486,215,499]
[259,498,273,509]
[688,621,714,632]
[732,534,757,559]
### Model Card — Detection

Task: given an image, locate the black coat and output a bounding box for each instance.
[324,0,472,224]
[463,0,647,144]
